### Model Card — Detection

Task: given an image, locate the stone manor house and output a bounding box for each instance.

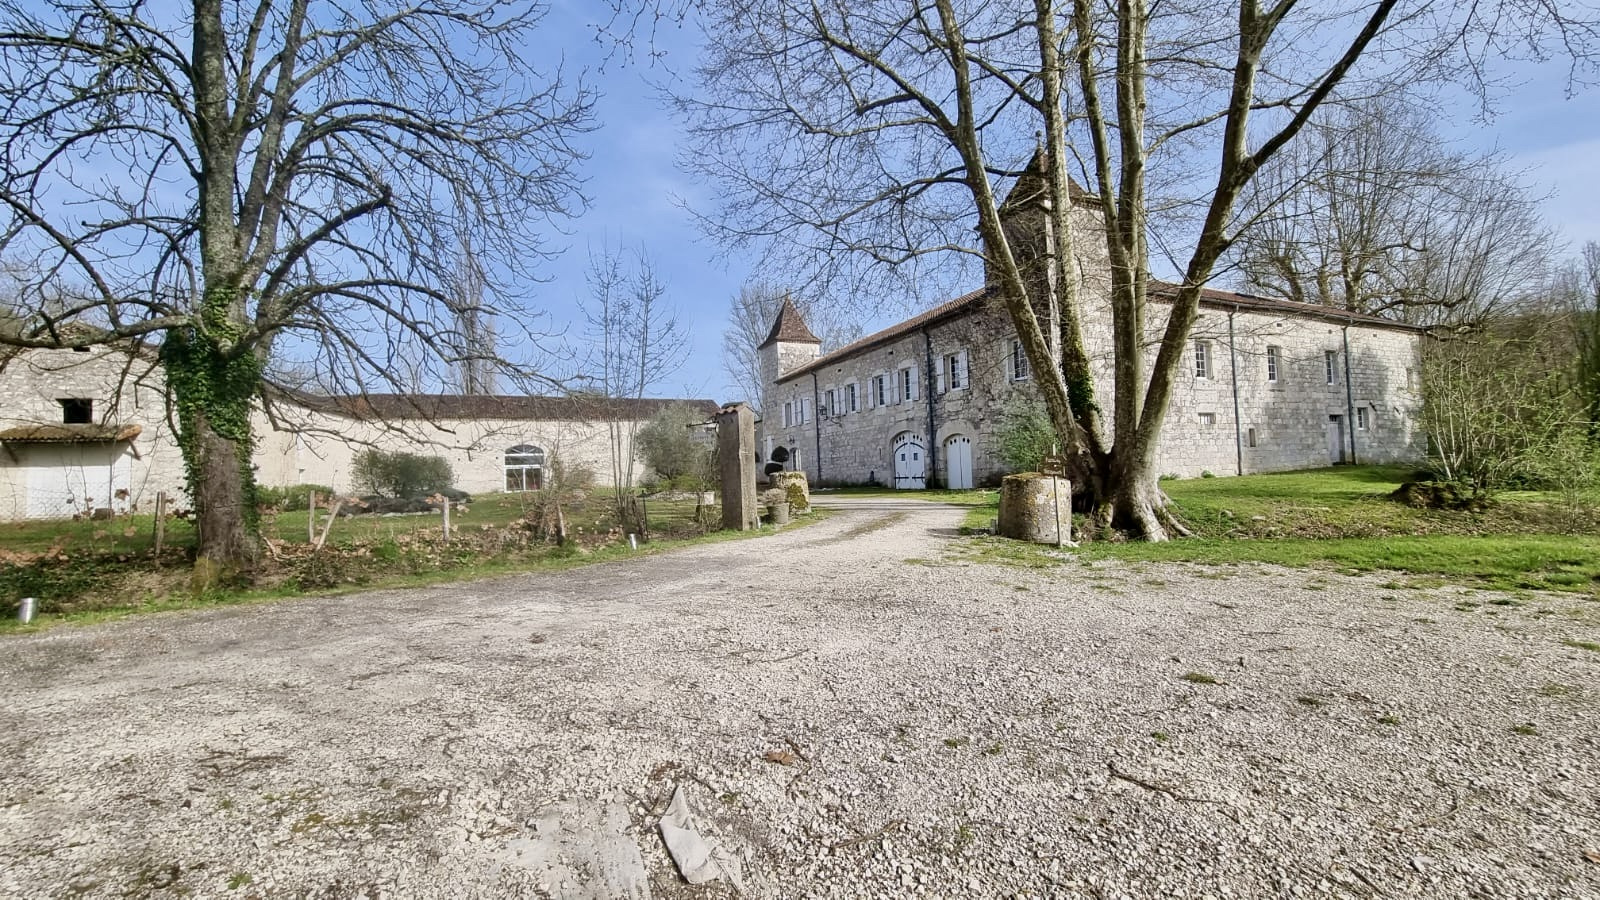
[758,172,1427,490]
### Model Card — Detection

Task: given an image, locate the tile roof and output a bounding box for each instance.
[0,423,143,443]
[777,281,1424,383]
[757,296,822,348]
[287,393,721,423]
[777,287,994,383]
[1150,281,1428,331]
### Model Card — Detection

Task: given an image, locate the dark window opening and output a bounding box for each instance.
[60,398,93,424]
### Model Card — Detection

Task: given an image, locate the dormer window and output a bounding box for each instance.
[60,398,93,424]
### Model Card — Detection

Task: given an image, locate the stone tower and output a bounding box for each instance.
[756,295,822,414]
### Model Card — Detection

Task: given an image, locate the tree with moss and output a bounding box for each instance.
[0,0,591,581]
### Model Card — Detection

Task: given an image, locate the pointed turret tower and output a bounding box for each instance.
[756,294,822,415]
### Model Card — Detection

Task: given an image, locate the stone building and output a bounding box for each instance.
[0,344,715,520]
[757,174,1426,489]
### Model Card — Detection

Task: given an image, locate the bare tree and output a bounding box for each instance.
[450,237,499,396]
[1560,241,1600,432]
[722,280,861,412]
[0,0,592,578]
[1232,99,1557,326]
[578,244,688,532]
[668,0,1594,539]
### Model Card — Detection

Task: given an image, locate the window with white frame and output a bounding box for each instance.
[1325,350,1338,385]
[1009,339,1030,381]
[872,374,888,407]
[1266,345,1280,382]
[1194,340,1211,378]
[823,388,835,417]
[900,366,915,403]
[504,444,546,492]
[1198,412,1217,426]
[783,401,794,427]
[799,398,811,424]
[945,351,966,391]
[1357,407,1369,430]
[846,382,858,412]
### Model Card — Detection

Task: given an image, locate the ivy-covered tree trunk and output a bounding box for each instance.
[164,326,262,586]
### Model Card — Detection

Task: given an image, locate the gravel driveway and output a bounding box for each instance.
[1,499,1597,899]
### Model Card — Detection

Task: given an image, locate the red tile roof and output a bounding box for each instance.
[757,296,823,348]
[776,287,994,382]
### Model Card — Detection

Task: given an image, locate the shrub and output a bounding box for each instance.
[636,403,717,487]
[256,483,332,511]
[351,449,454,498]
[994,395,1055,473]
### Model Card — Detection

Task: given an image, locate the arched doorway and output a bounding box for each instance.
[943,434,973,489]
[891,431,925,489]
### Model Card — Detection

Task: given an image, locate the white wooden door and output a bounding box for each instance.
[944,435,973,489]
[892,434,926,489]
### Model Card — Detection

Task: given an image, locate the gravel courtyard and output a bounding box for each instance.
[1,499,1597,899]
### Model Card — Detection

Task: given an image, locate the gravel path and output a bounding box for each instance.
[1,500,1597,899]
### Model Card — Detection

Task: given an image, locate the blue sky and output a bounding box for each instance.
[533,4,1599,404]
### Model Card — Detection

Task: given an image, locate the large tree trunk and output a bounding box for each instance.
[190,411,259,583]
[165,329,262,588]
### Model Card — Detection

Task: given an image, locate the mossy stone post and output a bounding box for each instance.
[770,471,810,514]
[998,473,1071,544]
[716,403,758,530]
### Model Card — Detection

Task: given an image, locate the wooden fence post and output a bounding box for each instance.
[153,491,167,559]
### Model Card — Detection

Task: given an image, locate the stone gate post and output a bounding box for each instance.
[715,403,758,531]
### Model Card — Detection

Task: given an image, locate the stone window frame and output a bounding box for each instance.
[1356,406,1370,430]
[59,397,94,424]
[822,387,836,417]
[1247,427,1258,447]
[872,373,889,407]
[1198,411,1217,426]
[898,364,917,404]
[1008,339,1031,381]
[1325,350,1338,385]
[846,382,859,413]
[1194,340,1212,379]
[943,350,969,393]
[783,401,794,428]
[1265,345,1280,383]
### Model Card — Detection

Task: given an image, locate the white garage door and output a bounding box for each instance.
[25,445,133,519]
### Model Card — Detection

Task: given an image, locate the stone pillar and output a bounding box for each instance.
[716,403,759,531]
[998,474,1071,544]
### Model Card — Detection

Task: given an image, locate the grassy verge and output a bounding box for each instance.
[955,466,1600,594]
[1,495,830,634]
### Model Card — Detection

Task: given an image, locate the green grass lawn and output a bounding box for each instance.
[958,466,1600,594]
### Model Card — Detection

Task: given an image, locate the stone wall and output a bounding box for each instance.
[0,347,671,520]
[0,347,188,519]
[255,410,651,496]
